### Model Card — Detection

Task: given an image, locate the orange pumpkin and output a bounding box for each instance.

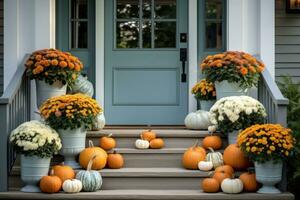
[52,164,75,183]
[40,171,62,193]
[202,135,222,150]
[213,171,231,184]
[214,165,234,176]
[223,144,251,170]
[79,140,108,170]
[141,129,156,141]
[239,172,258,192]
[201,178,220,193]
[107,151,124,169]
[99,133,116,151]
[182,144,206,170]
[149,138,164,149]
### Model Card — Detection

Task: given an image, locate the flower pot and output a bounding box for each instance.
[36,80,67,108]
[215,80,248,100]
[20,155,50,193]
[228,130,241,144]
[58,127,86,169]
[197,100,215,111]
[255,161,283,194]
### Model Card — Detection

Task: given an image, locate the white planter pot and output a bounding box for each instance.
[215,80,248,100]
[20,155,50,193]
[198,100,216,111]
[36,80,67,108]
[58,127,87,169]
[228,130,241,144]
[255,161,283,194]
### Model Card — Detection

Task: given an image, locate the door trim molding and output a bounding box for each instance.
[96,0,197,113]
[188,0,197,112]
[95,0,105,107]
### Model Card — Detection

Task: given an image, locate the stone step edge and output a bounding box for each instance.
[87,129,225,138]
[0,190,294,200]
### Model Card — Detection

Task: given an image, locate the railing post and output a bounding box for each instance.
[0,104,9,192]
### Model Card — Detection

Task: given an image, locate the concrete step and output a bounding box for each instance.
[87,129,227,149]
[0,190,294,200]
[10,167,212,190]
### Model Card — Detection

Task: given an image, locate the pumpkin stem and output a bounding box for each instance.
[87,154,98,171]
[49,169,54,176]
[88,140,94,148]
[208,147,215,153]
[113,150,117,154]
[107,133,113,138]
[208,171,214,177]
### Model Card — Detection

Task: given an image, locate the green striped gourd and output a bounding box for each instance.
[76,155,102,192]
[206,147,224,169]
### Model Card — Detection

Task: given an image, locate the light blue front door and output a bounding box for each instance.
[105,0,188,125]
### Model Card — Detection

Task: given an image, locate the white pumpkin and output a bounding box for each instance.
[198,161,213,171]
[206,147,224,169]
[184,110,211,130]
[135,139,150,149]
[69,75,94,97]
[221,178,243,194]
[62,179,82,193]
[92,112,106,130]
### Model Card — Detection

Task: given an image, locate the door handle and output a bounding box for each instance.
[180,48,187,82]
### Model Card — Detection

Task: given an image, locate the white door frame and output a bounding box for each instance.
[95,0,198,113]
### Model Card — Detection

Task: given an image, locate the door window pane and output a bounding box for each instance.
[142,21,151,48]
[117,0,139,19]
[143,0,152,19]
[71,0,88,19]
[71,21,88,49]
[205,0,222,19]
[155,22,176,48]
[154,0,176,19]
[116,21,140,48]
[205,22,222,49]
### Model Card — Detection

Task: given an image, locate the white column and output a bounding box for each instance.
[188,0,198,112]
[259,0,275,78]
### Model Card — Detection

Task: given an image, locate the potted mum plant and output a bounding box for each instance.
[10,120,62,193]
[201,51,265,99]
[238,124,295,194]
[25,48,83,108]
[209,96,267,144]
[40,93,102,168]
[191,79,216,111]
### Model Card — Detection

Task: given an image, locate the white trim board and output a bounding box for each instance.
[95,0,198,114]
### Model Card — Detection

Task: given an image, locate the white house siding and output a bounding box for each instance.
[275,0,300,83]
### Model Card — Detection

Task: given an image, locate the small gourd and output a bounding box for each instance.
[202,134,222,150]
[184,110,211,130]
[141,129,156,141]
[221,178,243,194]
[107,151,124,169]
[214,165,234,176]
[206,147,224,169]
[99,133,116,151]
[62,179,82,193]
[69,75,94,97]
[149,138,164,149]
[201,178,220,193]
[92,113,106,131]
[182,142,206,170]
[198,161,213,171]
[76,155,103,192]
[135,135,150,149]
[40,170,62,193]
[239,171,258,192]
[212,171,231,184]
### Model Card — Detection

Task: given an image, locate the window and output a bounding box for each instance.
[204,0,224,50]
[115,0,177,49]
[70,0,88,49]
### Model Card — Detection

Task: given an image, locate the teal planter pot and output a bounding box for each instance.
[215,80,248,100]
[255,161,283,194]
[58,127,87,169]
[20,155,50,193]
[197,100,216,111]
[228,130,241,144]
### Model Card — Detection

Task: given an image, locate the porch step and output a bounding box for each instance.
[10,167,212,190]
[0,190,294,200]
[87,129,227,148]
